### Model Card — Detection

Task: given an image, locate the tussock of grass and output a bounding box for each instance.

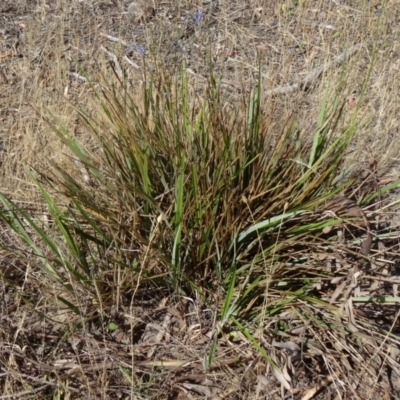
[1,59,400,398]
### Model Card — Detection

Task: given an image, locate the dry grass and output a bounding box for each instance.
[1,0,400,399]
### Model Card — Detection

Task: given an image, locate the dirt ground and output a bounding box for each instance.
[1,0,400,398]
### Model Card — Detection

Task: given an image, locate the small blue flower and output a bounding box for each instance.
[195,10,204,24]
[136,45,146,56]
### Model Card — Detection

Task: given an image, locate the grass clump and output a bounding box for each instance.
[1,66,400,398]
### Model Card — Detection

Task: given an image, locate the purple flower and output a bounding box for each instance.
[136,45,146,56]
[195,10,204,24]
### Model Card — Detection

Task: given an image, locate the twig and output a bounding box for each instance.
[68,72,87,82]
[99,32,127,46]
[265,41,379,97]
[124,55,140,70]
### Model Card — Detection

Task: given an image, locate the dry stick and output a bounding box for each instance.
[123,55,140,70]
[100,32,128,46]
[264,42,368,97]
[69,72,87,82]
